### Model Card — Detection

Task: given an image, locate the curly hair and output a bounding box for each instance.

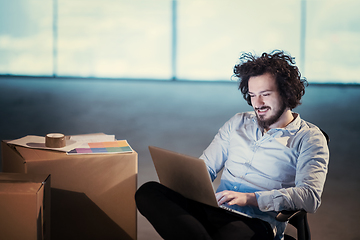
[233,50,308,110]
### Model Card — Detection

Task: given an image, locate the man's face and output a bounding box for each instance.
[248,73,287,129]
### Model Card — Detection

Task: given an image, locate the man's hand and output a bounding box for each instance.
[215,191,258,207]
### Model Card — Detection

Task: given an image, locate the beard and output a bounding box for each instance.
[256,101,287,130]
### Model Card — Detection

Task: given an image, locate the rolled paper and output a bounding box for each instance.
[45,133,66,148]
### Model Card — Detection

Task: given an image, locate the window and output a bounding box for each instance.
[56,0,171,79]
[0,0,359,83]
[177,0,300,81]
[0,0,52,75]
[305,0,360,83]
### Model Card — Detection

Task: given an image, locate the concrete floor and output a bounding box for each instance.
[0,77,359,240]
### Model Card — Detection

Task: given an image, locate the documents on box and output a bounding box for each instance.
[67,140,133,155]
[7,133,116,152]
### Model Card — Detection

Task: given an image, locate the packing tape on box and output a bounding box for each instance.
[45,133,66,148]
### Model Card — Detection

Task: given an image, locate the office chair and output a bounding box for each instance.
[275,129,329,240]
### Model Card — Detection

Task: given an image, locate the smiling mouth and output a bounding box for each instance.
[255,106,270,115]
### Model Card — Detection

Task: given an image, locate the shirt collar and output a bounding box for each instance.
[283,112,301,133]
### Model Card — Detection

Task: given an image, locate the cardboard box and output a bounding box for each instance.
[1,140,138,240]
[0,172,51,240]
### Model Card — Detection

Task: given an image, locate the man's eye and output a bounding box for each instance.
[263,93,270,96]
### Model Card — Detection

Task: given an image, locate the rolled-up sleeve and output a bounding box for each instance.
[256,128,329,213]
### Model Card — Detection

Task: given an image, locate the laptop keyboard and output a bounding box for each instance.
[219,205,252,218]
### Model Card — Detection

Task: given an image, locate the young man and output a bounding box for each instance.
[136,50,329,240]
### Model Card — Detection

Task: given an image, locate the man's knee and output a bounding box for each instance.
[136,181,162,199]
[135,181,162,212]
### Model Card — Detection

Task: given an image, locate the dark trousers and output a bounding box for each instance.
[135,181,274,240]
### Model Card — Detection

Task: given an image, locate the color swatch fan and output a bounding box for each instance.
[67,140,133,155]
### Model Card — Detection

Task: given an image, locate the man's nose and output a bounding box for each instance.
[252,95,264,108]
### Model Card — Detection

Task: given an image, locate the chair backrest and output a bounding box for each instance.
[320,129,330,144]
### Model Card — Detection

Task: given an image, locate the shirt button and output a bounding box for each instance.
[234,186,238,190]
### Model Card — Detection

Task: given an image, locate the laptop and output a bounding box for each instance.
[149,146,251,218]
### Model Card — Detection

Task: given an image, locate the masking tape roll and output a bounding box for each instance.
[45,133,66,148]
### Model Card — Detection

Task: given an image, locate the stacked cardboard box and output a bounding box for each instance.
[0,173,51,240]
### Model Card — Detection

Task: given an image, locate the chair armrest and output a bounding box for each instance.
[276,210,310,240]
[275,210,307,222]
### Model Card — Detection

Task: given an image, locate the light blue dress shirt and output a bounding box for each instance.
[200,112,329,240]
